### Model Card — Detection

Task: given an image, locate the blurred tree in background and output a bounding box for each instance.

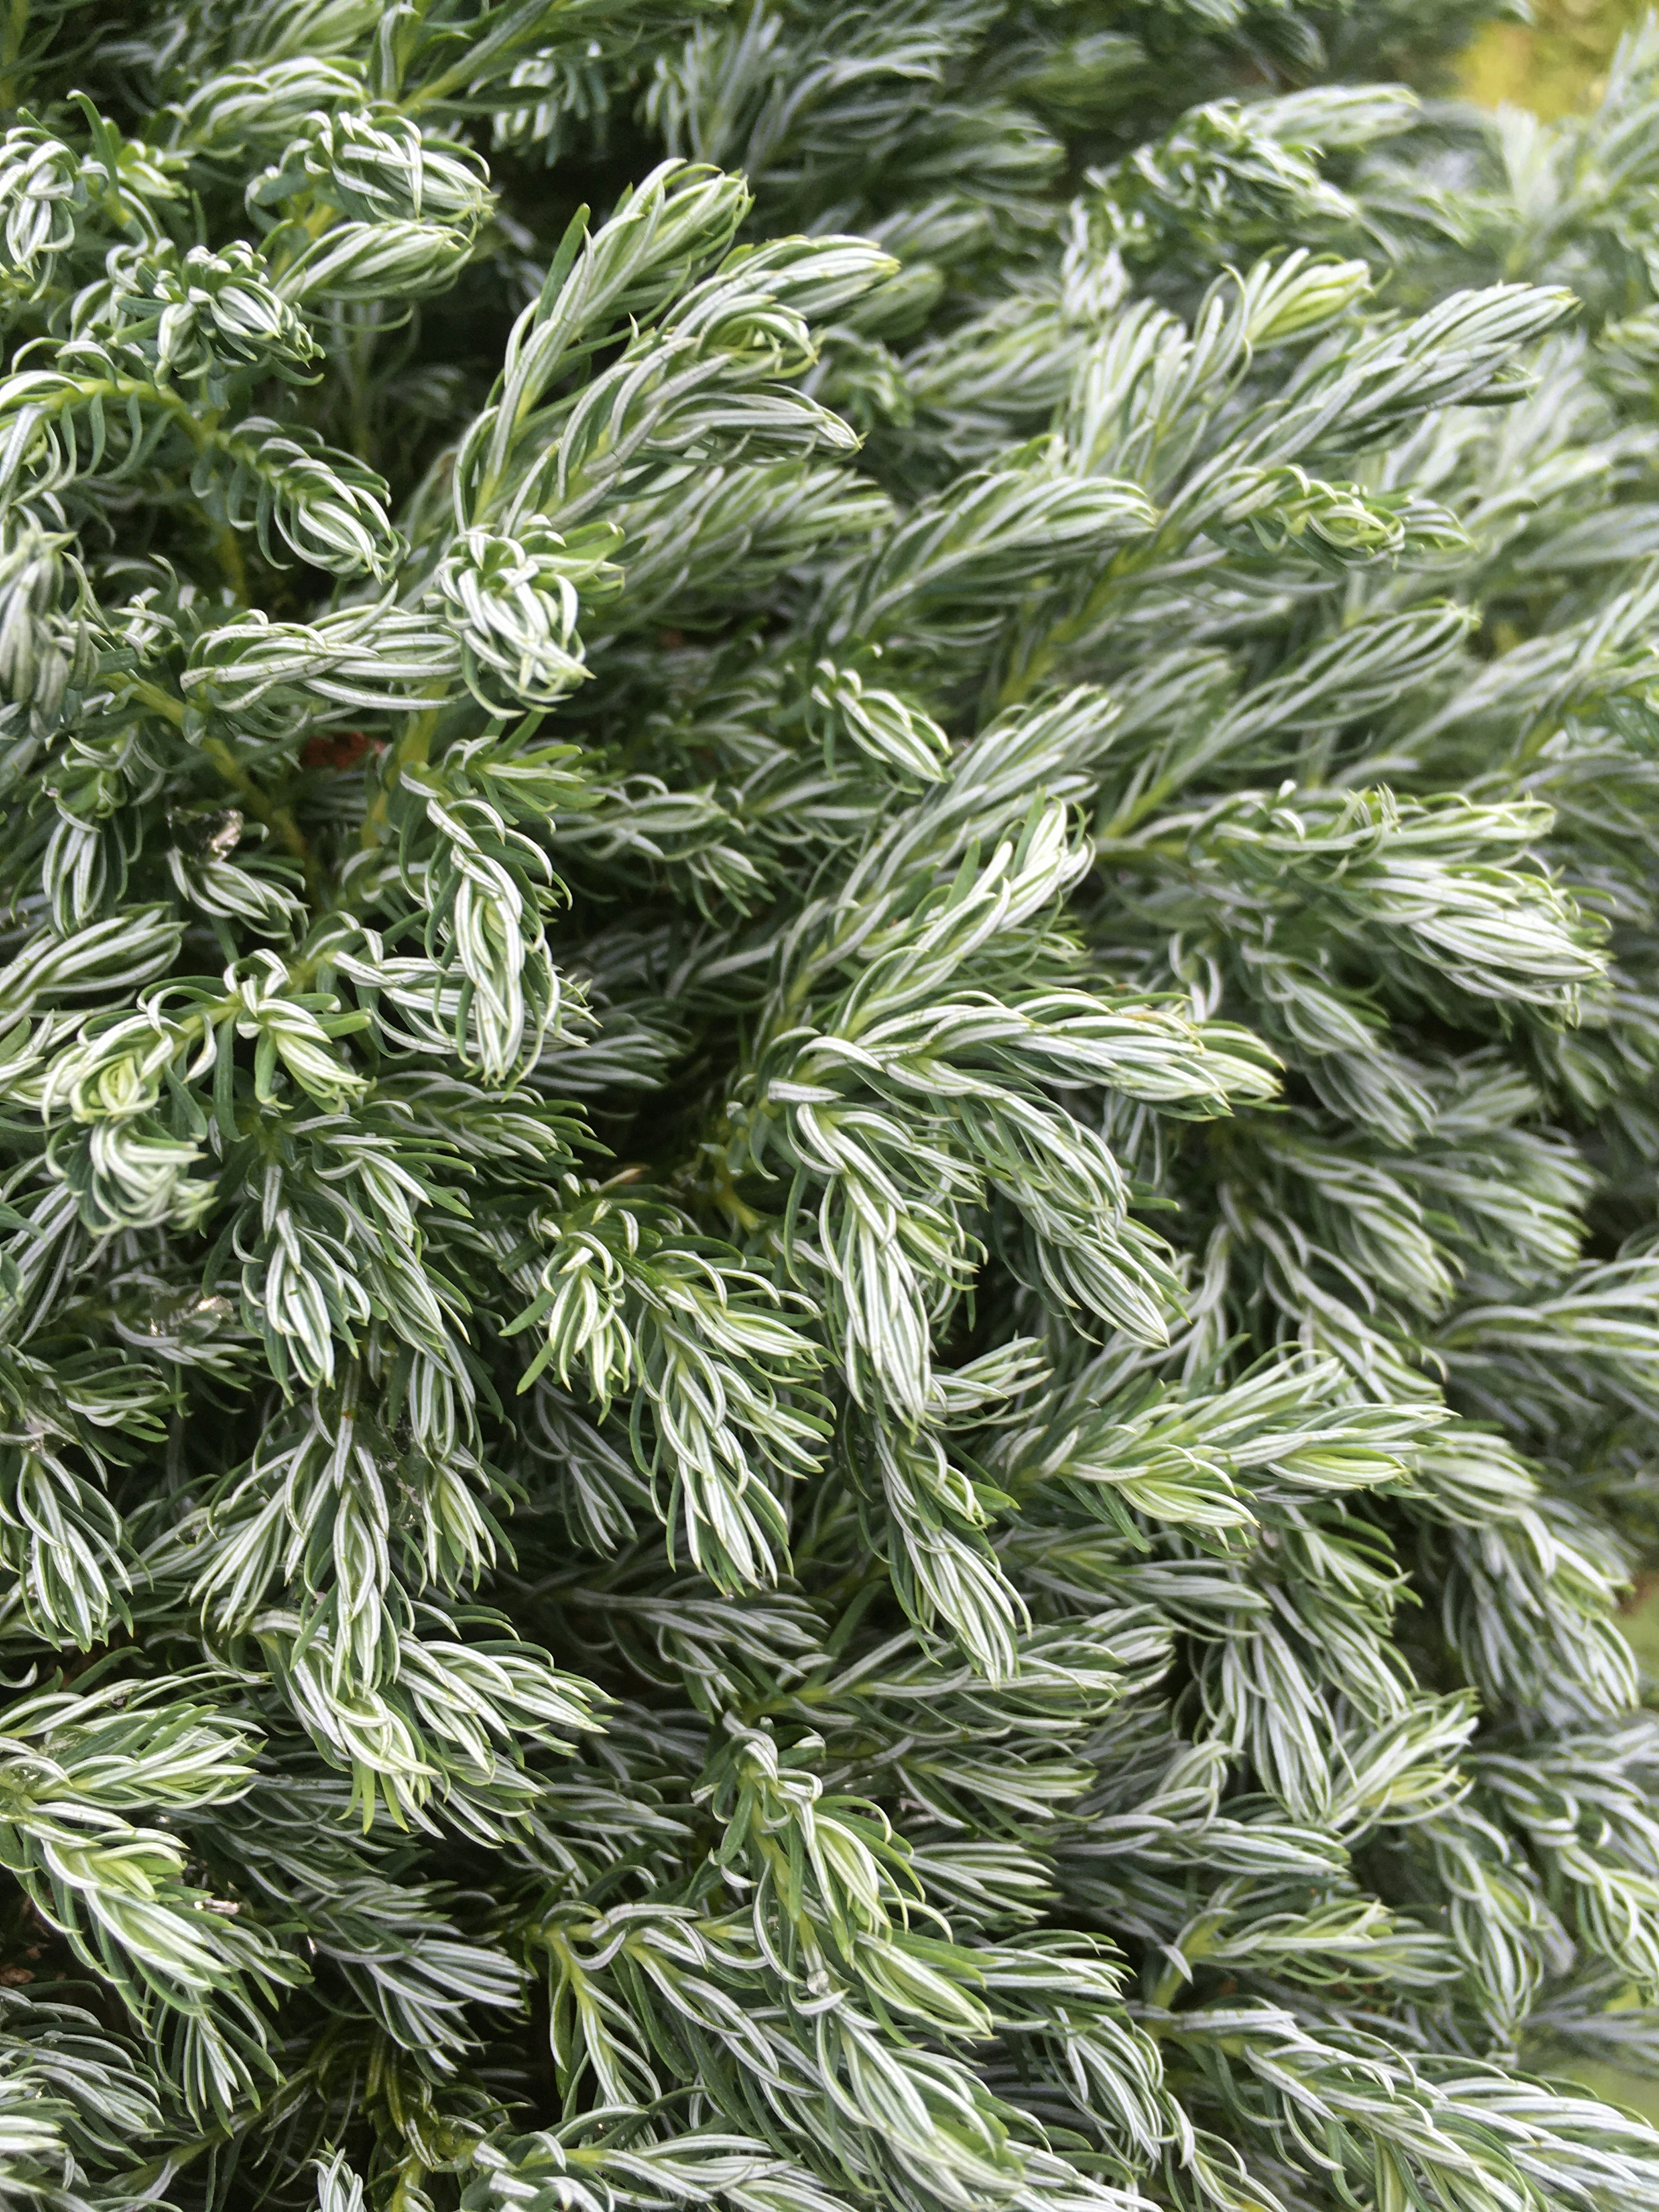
[1465,0,1654,115]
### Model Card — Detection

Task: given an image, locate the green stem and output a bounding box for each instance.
[118,2127,232,2195]
[127,677,185,728]
[359,705,441,851]
[996,542,1151,711]
[202,738,314,884]
[210,521,249,604]
[118,677,315,884]
[0,0,29,109]
[264,196,344,286]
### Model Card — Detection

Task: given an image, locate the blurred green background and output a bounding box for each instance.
[1449,0,1659,2116]
[1462,0,1649,113]
[1574,1570,1659,2114]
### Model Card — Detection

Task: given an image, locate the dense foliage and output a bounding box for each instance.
[13,1,1659,2208]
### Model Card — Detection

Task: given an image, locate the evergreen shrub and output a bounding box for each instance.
[7,4,1659,2209]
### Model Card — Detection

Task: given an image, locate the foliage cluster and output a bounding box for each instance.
[6,4,1659,2212]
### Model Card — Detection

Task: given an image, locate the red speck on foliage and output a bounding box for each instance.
[302,729,382,771]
